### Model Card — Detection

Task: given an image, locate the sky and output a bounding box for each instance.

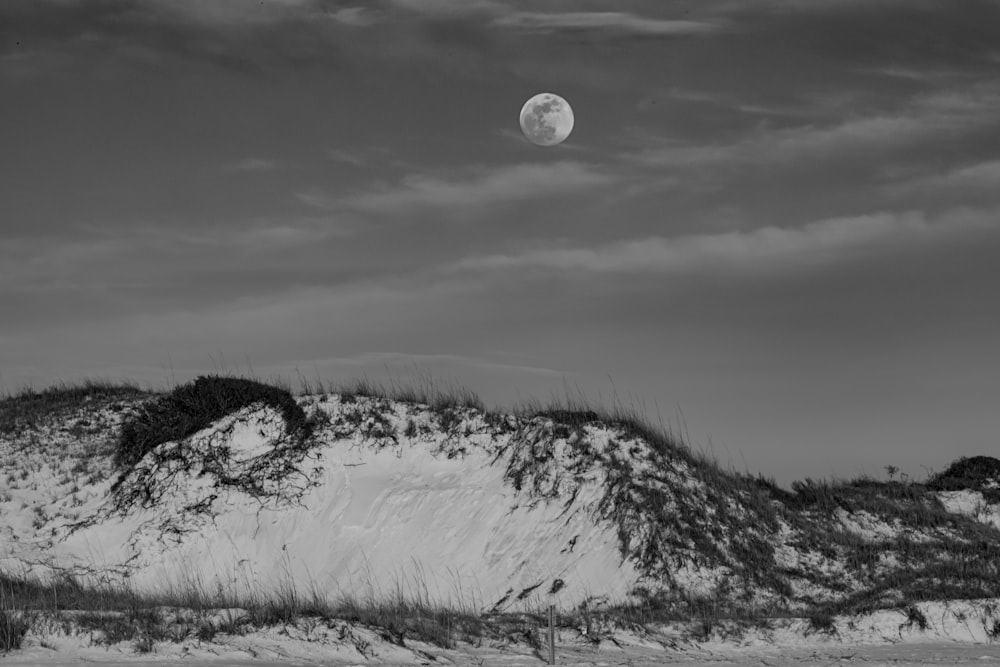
[2,0,999,487]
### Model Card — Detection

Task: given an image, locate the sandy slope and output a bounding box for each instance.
[6,396,642,610]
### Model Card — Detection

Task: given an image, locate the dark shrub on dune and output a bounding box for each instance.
[927,456,1000,502]
[112,375,313,477]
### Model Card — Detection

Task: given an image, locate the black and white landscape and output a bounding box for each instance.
[2,0,1000,663]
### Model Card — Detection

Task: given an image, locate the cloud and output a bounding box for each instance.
[224,157,279,172]
[885,160,1000,195]
[493,11,720,35]
[94,216,355,250]
[0,260,488,366]
[442,207,1000,276]
[329,7,378,27]
[0,235,133,290]
[858,66,972,82]
[0,213,358,294]
[709,0,888,12]
[326,147,402,167]
[327,149,368,166]
[627,83,1000,168]
[388,0,505,15]
[0,0,717,87]
[651,88,806,117]
[304,161,617,214]
[151,0,314,24]
[0,0,318,37]
[0,0,341,73]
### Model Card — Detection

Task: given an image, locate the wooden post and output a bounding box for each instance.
[548,604,555,665]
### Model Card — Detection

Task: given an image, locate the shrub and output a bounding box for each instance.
[927,456,1000,501]
[935,456,1000,482]
[903,605,929,631]
[806,609,837,635]
[0,610,31,652]
[790,478,841,511]
[113,375,314,476]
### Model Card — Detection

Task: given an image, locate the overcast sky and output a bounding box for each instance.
[3,0,999,486]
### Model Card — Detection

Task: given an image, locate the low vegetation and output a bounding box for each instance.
[0,379,151,437]
[0,569,512,652]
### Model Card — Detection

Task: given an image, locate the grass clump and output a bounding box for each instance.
[335,596,484,649]
[0,610,31,652]
[112,375,315,475]
[902,604,929,631]
[326,374,486,414]
[806,609,837,636]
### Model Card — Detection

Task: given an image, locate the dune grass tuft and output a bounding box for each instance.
[112,374,316,476]
[0,610,31,652]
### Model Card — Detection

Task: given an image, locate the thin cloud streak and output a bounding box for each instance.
[627,83,1000,168]
[77,217,355,249]
[0,216,355,289]
[0,236,132,285]
[327,149,370,166]
[223,157,280,172]
[885,160,1000,196]
[494,12,720,35]
[135,0,319,25]
[387,0,505,16]
[329,7,379,27]
[305,161,617,214]
[443,207,1000,275]
[709,0,887,12]
[0,0,342,74]
[656,88,808,118]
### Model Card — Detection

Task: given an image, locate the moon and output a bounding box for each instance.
[519,93,574,147]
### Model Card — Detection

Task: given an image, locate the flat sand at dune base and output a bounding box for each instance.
[3,644,1000,666]
[5,632,1000,666]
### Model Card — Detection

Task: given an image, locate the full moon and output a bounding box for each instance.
[519,92,574,147]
